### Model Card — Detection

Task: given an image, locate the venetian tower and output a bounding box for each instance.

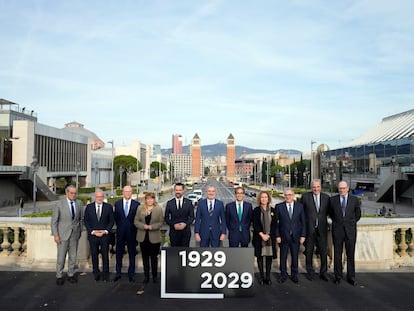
[191,133,201,180]
[226,133,235,180]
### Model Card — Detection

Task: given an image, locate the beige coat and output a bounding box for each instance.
[134,204,163,244]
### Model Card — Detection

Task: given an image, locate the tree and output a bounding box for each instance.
[114,155,141,187]
[150,161,167,179]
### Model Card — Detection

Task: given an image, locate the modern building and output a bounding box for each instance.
[172,134,183,154]
[318,109,414,206]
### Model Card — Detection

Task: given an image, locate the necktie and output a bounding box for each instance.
[124,200,129,217]
[70,201,75,220]
[97,204,101,220]
[341,196,346,216]
[237,203,242,231]
[178,200,181,210]
[314,195,319,228]
[288,204,293,219]
[209,201,213,216]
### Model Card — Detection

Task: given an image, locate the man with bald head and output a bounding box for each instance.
[113,185,140,282]
[329,181,361,286]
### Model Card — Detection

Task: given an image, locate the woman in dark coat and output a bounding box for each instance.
[252,191,277,285]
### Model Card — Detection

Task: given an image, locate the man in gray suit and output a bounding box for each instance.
[51,185,83,285]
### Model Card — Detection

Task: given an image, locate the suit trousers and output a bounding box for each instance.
[89,236,110,275]
[200,231,220,247]
[140,239,160,278]
[56,233,79,278]
[170,228,191,247]
[305,228,328,275]
[279,237,300,278]
[333,235,356,281]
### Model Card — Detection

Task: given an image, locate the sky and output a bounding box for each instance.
[1,0,413,153]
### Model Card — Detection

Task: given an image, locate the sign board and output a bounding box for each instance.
[161,247,255,299]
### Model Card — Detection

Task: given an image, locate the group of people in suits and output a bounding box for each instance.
[51,179,361,288]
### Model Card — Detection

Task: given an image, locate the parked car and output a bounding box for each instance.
[245,190,256,198]
[193,189,203,201]
[187,193,199,207]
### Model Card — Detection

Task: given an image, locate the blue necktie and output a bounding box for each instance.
[70,201,75,220]
[341,196,346,217]
[124,201,129,217]
[208,201,213,216]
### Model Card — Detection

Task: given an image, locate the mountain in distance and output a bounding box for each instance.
[162,143,302,158]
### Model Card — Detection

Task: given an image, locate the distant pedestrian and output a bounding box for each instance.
[17,197,24,217]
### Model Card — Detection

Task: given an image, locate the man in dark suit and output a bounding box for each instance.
[84,189,115,282]
[301,179,330,281]
[113,185,140,282]
[329,180,361,286]
[51,185,83,285]
[164,182,194,247]
[225,187,253,247]
[194,185,226,247]
[275,188,306,284]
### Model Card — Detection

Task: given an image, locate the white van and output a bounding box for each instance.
[193,189,202,200]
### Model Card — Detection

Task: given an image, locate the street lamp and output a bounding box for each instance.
[107,140,114,197]
[391,156,397,215]
[348,161,354,192]
[294,167,298,188]
[95,161,99,187]
[329,163,335,196]
[75,160,80,192]
[265,158,269,188]
[30,156,40,214]
[311,140,317,182]
[119,165,124,190]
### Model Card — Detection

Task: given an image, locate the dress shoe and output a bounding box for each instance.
[347,279,357,286]
[278,277,287,284]
[56,278,64,286]
[334,278,341,284]
[67,276,77,284]
[102,275,109,282]
[94,274,100,282]
[320,274,329,282]
[113,275,121,282]
[306,273,314,281]
[291,276,299,284]
[129,277,136,283]
[264,279,272,286]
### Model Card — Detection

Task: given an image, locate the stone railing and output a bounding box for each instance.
[0,217,413,272]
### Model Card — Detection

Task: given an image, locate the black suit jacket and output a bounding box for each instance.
[252,206,277,258]
[84,202,115,239]
[164,197,194,229]
[329,194,361,241]
[301,191,330,237]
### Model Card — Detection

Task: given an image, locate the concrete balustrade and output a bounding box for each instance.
[0,217,413,272]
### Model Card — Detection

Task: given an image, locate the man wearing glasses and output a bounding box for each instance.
[51,185,84,285]
[225,187,253,247]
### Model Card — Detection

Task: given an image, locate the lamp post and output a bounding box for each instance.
[107,140,114,197]
[265,158,269,188]
[329,163,334,196]
[30,156,40,214]
[348,161,354,192]
[95,161,99,187]
[294,167,298,188]
[119,165,124,190]
[75,160,80,192]
[391,156,397,215]
[311,140,316,182]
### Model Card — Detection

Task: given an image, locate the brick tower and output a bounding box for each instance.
[191,133,201,180]
[226,133,235,180]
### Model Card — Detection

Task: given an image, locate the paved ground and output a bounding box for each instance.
[1,270,413,310]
